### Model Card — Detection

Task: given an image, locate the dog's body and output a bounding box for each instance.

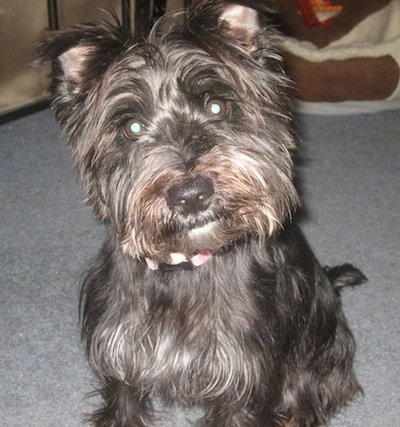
[34,1,365,425]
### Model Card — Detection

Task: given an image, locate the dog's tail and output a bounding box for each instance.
[323,263,367,291]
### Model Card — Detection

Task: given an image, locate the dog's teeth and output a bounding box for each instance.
[169,253,188,265]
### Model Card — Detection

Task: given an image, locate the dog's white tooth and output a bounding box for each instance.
[169,252,188,265]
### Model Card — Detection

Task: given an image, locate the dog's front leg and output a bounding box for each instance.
[203,403,282,427]
[88,380,153,427]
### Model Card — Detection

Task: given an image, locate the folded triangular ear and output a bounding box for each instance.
[33,29,94,95]
[56,45,94,92]
[33,20,130,96]
[219,4,261,53]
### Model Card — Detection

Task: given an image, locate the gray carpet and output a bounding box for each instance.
[1,108,399,426]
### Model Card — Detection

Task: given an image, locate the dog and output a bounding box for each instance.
[34,1,366,425]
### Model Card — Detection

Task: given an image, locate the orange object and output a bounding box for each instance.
[295,0,342,27]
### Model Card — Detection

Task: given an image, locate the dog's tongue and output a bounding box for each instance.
[189,250,213,267]
[145,250,212,270]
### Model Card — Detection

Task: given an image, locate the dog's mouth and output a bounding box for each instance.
[144,221,219,271]
[145,249,213,272]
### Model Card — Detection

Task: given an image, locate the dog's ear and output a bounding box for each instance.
[33,20,130,96]
[219,4,261,53]
[189,1,276,56]
[45,42,93,94]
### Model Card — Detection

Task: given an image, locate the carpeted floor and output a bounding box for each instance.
[1,108,399,426]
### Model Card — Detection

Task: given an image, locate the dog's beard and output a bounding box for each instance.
[119,145,298,263]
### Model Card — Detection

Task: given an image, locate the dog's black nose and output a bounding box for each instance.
[167,178,214,215]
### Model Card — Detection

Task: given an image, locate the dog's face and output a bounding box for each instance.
[35,1,298,263]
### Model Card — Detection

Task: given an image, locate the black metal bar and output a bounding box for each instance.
[121,0,132,30]
[152,0,167,23]
[134,0,149,37]
[47,0,59,29]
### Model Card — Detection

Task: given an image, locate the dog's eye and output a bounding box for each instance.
[205,99,228,120]
[124,120,146,140]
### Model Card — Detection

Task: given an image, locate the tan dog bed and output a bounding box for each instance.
[279,0,400,114]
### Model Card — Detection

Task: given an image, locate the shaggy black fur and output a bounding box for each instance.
[34,1,366,425]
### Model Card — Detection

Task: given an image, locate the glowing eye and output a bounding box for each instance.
[206,99,228,120]
[124,119,146,140]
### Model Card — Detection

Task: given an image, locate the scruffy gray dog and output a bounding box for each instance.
[34,1,365,426]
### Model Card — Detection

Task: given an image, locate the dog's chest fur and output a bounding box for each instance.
[89,238,280,403]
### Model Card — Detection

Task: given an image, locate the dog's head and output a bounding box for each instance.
[34,0,299,264]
